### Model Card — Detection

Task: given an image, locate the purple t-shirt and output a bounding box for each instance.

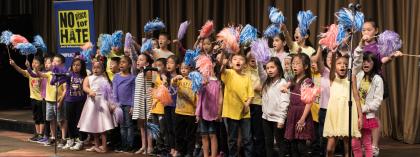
[167,85,177,108]
[112,73,136,106]
[195,79,221,121]
[363,42,382,63]
[64,73,86,102]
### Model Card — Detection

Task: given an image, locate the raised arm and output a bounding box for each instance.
[329,50,337,82]
[280,24,296,53]
[9,59,29,77]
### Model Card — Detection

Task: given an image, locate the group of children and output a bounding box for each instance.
[9,10,404,157]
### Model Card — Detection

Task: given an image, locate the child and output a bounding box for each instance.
[112,56,136,152]
[284,53,315,157]
[260,57,290,157]
[269,33,289,70]
[246,52,265,156]
[351,51,384,157]
[153,32,174,59]
[172,63,198,157]
[61,58,88,150]
[78,61,116,153]
[9,57,45,142]
[281,24,316,57]
[164,55,179,155]
[196,66,222,157]
[132,53,154,154]
[323,50,362,157]
[36,56,53,144]
[220,53,254,157]
[108,57,121,81]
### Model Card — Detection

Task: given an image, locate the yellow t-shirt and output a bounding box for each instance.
[45,71,65,102]
[311,72,321,122]
[359,79,371,107]
[174,78,197,116]
[151,74,165,115]
[106,50,124,81]
[24,70,43,101]
[290,41,315,57]
[247,67,262,105]
[221,69,254,120]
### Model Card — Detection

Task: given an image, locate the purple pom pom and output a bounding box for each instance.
[377,30,402,57]
[250,38,270,64]
[177,20,190,40]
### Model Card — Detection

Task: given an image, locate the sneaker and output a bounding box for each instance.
[28,134,40,142]
[62,138,74,150]
[43,138,56,146]
[37,137,49,144]
[373,146,380,157]
[70,141,84,151]
[57,139,66,148]
[135,147,145,154]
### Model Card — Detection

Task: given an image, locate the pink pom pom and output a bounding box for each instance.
[318,24,339,50]
[10,34,28,48]
[217,26,240,53]
[200,20,214,38]
[80,42,93,51]
[152,85,173,106]
[196,55,214,78]
[300,86,321,104]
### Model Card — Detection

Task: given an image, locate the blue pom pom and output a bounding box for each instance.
[336,24,347,44]
[269,6,285,24]
[146,122,160,139]
[16,43,37,56]
[144,18,166,33]
[81,48,94,64]
[1,30,13,45]
[335,8,364,32]
[141,39,153,53]
[264,24,281,38]
[99,34,112,56]
[33,35,47,53]
[189,71,203,93]
[240,24,257,46]
[184,48,201,67]
[297,10,317,37]
[111,30,123,48]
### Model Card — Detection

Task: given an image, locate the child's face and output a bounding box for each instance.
[294,27,304,43]
[272,36,285,51]
[180,63,190,77]
[119,58,130,72]
[326,52,333,68]
[32,59,42,71]
[362,58,374,73]
[202,38,213,53]
[92,62,103,76]
[136,55,149,69]
[216,53,223,65]
[247,54,257,68]
[166,58,177,73]
[72,60,82,73]
[152,39,159,49]
[110,61,120,73]
[335,57,348,78]
[362,22,378,42]
[158,35,169,48]
[154,61,165,73]
[52,57,63,67]
[310,56,318,72]
[266,61,279,78]
[231,55,245,71]
[44,58,52,71]
[292,57,305,76]
[284,58,291,72]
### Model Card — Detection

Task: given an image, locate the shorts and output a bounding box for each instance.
[31,99,44,124]
[46,101,64,121]
[199,120,218,135]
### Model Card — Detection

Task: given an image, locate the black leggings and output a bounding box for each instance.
[65,101,85,139]
[262,119,286,157]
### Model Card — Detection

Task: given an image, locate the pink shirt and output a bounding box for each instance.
[195,79,221,121]
[320,67,330,109]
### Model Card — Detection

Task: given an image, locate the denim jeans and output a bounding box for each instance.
[120,105,134,149]
[224,118,253,157]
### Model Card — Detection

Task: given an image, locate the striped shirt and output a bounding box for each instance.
[132,72,153,120]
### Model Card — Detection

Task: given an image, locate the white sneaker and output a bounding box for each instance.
[373,146,380,156]
[62,139,74,150]
[70,141,83,151]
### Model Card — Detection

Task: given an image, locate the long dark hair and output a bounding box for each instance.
[292,53,312,85]
[71,58,87,78]
[362,52,381,82]
[262,57,284,93]
[120,55,132,74]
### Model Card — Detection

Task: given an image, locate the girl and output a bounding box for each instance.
[269,33,290,70]
[172,63,197,157]
[132,53,154,154]
[112,56,136,152]
[281,24,316,57]
[61,58,88,150]
[165,55,179,156]
[323,50,362,157]
[196,61,222,157]
[351,52,384,157]
[261,57,290,157]
[78,60,116,153]
[284,53,315,157]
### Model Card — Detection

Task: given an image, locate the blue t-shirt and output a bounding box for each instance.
[112,73,136,106]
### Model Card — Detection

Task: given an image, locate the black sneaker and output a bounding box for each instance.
[43,138,56,146]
